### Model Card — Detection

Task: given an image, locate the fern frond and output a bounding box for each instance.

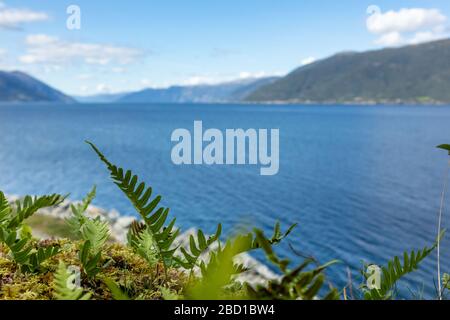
[74,185,96,216]
[8,194,67,229]
[87,141,180,269]
[241,222,297,254]
[187,235,250,300]
[0,227,32,265]
[0,225,60,272]
[364,241,440,300]
[174,224,222,270]
[27,246,61,272]
[246,229,339,300]
[130,227,159,267]
[0,191,11,225]
[78,240,102,277]
[66,186,96,236]
[53,261,91,300]
[103,278,130,300]
[127,220,146,247]
[80,217,110,254]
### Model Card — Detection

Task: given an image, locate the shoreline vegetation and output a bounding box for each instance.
[0,142,449,300]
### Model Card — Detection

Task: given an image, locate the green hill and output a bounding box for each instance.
[245,39,450,104]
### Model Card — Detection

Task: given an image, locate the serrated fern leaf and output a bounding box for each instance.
[187,235,250,300]
[0,191,11,225]
[80,217,110,254]
[174,224,222,270]
[27,246,61,272]
[53,261,91,300]
[87,141,180,269]
[66,186,96,236]
[78,240,102,278]
[8,194,67,229]
[131,227,159,267]
[364,240,440,300]
[246,229,339,300]
[103,278,130,300]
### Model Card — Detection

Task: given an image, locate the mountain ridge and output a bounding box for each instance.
[245,38,450,104]
[0,71,75,103]
[117,77,279,103]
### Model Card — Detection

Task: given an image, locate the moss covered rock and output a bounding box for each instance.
[0,239,186,300]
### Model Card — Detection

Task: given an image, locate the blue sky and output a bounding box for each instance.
[1,0,450,95]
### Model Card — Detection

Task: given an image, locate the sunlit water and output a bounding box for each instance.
[1,103,449,299]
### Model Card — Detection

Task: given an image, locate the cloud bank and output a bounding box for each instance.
[0,2,48,28]
[20,34,142,66]
[366,7,448,46]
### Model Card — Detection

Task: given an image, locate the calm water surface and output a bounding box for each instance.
[0,103,449,298]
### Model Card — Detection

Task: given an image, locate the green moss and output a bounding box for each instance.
[0,239,186,300]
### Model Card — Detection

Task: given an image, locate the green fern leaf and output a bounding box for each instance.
[364,241,439,300]
[87,141,180,270]
[66,186,96,236]
[174,224,222,270]
[130,227,159,267]
[0,191,11,225]
[80,217,110,254]
[103,278,130,300]
[8,194,67,229]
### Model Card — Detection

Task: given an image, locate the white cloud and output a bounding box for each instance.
[300,57,316,66]
[367,7,448,46]
[367,8,446,34]
[0,2,48,28]
[181,71,282,86]
[238,71,272,79]
[409,30,445,44]
[25,34,56,45]
[20,34,142,66]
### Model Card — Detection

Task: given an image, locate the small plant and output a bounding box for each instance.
[87,141,179,276]
[66,186,110,277]
[0,191,65,272]
[245,229,339,300]
[436,144,450,300]
[361,233,443,300]
[173,224,222,271]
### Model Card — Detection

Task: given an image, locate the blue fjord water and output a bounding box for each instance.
[0,103,449,298]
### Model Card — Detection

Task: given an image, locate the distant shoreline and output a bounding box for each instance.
[2,100,450,106]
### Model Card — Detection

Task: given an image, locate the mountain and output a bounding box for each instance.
[75,92,129,103]
[118,77,279,103]
[245,39,450,104]
[0,71,75,103]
